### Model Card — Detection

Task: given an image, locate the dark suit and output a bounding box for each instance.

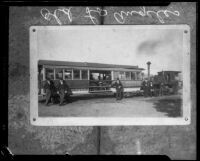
[149,81,154,97]
[43,80,54,105]
[64,83,72,103]
[142,81,148,97]
[114,80,124,100]
[57,80,66,105]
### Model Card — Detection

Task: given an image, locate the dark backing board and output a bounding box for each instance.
[8,2,196,159]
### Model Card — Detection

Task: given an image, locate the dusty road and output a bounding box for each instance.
[39,94,182,117]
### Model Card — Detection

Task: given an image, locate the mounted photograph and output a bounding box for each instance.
[30,25,191,126]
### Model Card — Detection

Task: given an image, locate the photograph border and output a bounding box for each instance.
[30,25,191,126]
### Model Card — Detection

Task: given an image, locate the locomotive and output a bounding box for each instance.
[148,71,182,96]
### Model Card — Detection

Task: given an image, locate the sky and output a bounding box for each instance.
[37,26,183,75]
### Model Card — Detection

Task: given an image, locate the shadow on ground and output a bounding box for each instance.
[39,92,143,105]
[152,97,182,117]
[39,93,115,105]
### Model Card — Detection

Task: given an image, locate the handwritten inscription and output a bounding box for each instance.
[40,7,180,25]
[114,7,180,24]
[40,7,72,25]
[85,7,107,24]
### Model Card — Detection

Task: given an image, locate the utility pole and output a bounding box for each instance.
[147,61,151,81]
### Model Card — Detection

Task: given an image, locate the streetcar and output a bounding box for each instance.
[38,60,145,99]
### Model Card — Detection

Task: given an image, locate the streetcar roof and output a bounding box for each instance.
[157,71,181,74]
[38,60,145,70]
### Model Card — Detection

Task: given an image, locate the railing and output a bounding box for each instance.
[121,80,142,87]
[39,79,143,95]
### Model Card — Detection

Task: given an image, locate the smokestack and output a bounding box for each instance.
[147,61,151,80]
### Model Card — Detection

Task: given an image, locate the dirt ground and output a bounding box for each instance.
[39,94,182,117]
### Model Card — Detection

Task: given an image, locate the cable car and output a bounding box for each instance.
[38,60,144,99]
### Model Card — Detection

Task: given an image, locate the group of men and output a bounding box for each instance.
[112,78,166,100]
[142,79,164,97]
[43,77,166,105]
[43,77,72,106]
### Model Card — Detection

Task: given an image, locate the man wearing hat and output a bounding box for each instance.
[113,78,124,100]
[43,77,54,106]
[149,80,154,97]
[142,79,148,97]
[57,78,66,106]
[64,82,73,103]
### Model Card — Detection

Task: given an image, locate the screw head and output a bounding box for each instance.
[32,29,36,32]
[184,30,188,34]
[33,118,36,121]
[185,117,188,121]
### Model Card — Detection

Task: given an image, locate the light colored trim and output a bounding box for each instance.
[135,72,137,80]
[53,68,55,80]
[42,65,143,72]
[72,90,89,94]
[111,87,140,93]
[62,69,64,80]
[42,67,45,81]
[111,71,114,80]
[72,69,74,80]
[31,117,190,126]
[80,70,82,80]
[41,67,45,95]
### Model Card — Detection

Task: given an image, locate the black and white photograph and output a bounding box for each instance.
[30,25,190,125]
[7,4,196,157]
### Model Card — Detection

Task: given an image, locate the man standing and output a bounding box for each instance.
[57,78,66,106]
[64,82,73,103]
[44,78,53,106]
[159,82,164,96]
[142,79,148,97]
[149,80,154,97]
[113,78,124,100]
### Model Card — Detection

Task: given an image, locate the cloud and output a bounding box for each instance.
[137,40,162,55]
[136,30,181,56]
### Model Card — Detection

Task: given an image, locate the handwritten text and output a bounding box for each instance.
[40,7,72,25]
[85,7,108,24]
[40,7,180,25]
[114,7,180,24]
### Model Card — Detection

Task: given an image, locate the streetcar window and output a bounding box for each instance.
[90,73,99,80]
[73,69,80,79]
[81,70,88,80]
[131,72,136,80]
[137,72,142,80]
[55,68,63,80]
[113,71,119,80]
[114,71,125,80]
[125,72,131,80]
[64,69,72,80]
[119,71,126,80]
[45,68,54,80]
